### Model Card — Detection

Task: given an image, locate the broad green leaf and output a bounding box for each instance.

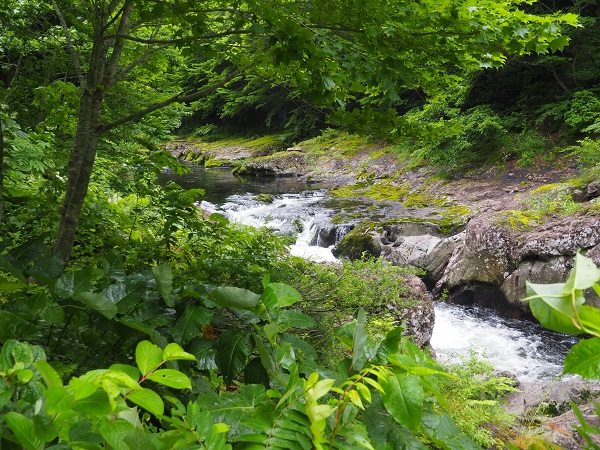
[578,305,600,337]
[109,364,141,382]
[563,252,600,292]
[188,338,218,370]
[5,412,44,450]
[421,412,481,449]
[32,293,64,324]
[34,360,63,387]
[135,340,164,376]
[305,373,335,402]
[526,282,583,334]
[74,292,118,319]
[278,309,315,329]
[275,342,296,370]
[123,428,158,450]
[216,329,253,384]
[564,338,600,379]
[69,377,97,400]
[163,343,196,361]
[210,286,260,309]
[99,418,135,450]
[146,369,191,389]
[264,322,279,342]
[262,283,302,307]
[54,269,93,298]
[352,308,369,371]
[549,35,570,52]
[127,388,164,417]
[72,389,115,416]
[46,386,74,414]
[381,374,423,432]
[171,304,212,344]
[0,277,27,291]
[152,264,173,306]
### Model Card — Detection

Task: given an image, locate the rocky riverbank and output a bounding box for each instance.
[168,137,600,316]
[168,135,600,447]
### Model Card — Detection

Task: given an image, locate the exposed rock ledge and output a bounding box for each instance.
[334,210,600,314]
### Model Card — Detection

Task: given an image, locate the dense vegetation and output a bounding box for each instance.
[1,0,600,448]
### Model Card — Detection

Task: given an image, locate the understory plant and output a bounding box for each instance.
[0,243,486,449]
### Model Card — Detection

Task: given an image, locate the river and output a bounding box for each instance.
[157,165,578,381]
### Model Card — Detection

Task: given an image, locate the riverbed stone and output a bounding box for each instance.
[505,380,600,449]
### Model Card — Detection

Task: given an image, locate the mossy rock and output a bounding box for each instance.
[332,221,382,259]
[252,194,275,203]
[204,158,232,168]
[233,151,307,177]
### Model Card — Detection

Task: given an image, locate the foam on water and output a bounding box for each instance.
[432,303,579,380]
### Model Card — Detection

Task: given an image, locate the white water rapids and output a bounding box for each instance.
[158,166,577,380]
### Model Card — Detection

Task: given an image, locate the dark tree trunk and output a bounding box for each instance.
[52,1,133,264]
[0,117,4,230]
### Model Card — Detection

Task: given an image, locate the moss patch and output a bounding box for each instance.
[329,182,410,201]
[252,194,275,203]
[204,158,232,168]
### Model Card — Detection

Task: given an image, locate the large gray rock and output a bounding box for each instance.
[436,214,600,310]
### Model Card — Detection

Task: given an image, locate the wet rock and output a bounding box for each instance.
[505,380,600,449]
[234,151,307,177]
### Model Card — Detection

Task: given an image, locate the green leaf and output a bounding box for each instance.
[275,342,296,370]
[163,343,196,362]
[549,35,569,52]
[146,369,191,389]
[74,292,118,319]
[563,252,600,292]
[109,364,141,382]
[5,412,44,450]
[46,386,74,414]
[262,283,302,308]
[54,269,93,298]
[171,304,212,345]
[352,308,369,371]
[34,360,63,387]
[99,418,135,450]
[72,389,115,416]
[123,428,158,450]
[127,388,164,417]
[135,341,164,376]
[278,309,315,329]
[210,286,260,309]
[152,264,173,306]
[216,329,253,384]
[526,282,583,334]
[381,374,423,432]
[564,338,600,379]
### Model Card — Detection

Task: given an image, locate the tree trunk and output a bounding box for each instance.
[52,1,133,264]
[51,91,102,263]
[0,117,4,231]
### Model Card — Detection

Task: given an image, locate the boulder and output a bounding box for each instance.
[234,151,307,177]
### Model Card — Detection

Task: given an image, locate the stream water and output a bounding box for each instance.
[157,165,577,381]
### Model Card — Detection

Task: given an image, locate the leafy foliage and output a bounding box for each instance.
[523,252,600,447]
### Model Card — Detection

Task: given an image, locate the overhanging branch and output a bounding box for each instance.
[98,69,241,133]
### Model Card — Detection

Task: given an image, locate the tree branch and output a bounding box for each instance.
[99,69,241,133]
[103,0,135,89]
[50,0,85,87]
[106,29,252,45]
